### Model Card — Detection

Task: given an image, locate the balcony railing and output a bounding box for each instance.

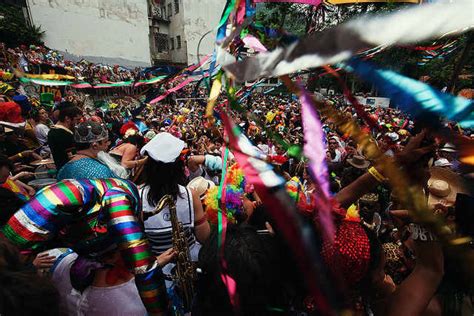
[151,9,170,23]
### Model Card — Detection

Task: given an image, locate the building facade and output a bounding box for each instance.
[148,0,223,66]
[23,0,223,68]
[26,0,152,67]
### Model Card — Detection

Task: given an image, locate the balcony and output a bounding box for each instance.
[150,10,170,23]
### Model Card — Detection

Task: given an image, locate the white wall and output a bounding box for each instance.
[167,0,187,64]
[183,0,223,65]
[27,0,151,67]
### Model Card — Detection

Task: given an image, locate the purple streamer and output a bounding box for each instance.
[300,87,335,241]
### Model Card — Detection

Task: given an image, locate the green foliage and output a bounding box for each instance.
[256,3,307,36]
[0,4,44,47]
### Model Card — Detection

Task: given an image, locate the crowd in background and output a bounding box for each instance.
[0,43,149,83]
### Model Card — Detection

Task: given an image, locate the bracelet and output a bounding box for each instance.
[368,166,387,183]
[18,153,23,158]
[408,223,438,242]
[194,214,208,226]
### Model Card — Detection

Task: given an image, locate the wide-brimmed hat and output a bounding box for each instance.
[187,176,215,200]
[347,155,370,169]
[433,158,452,168]
[427,167,469,208]
[439,143,457,153]
[386,132,400,142]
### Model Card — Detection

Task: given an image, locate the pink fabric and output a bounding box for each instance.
[242,35,268,52]
[149,78,195,104]
[236,0,247,25]
[300,87,335,241]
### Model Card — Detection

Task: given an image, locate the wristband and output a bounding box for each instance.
[408,223,438,242]
[368,166,387,183]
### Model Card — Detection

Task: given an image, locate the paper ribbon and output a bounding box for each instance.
[219,109,335,315]
[346,58,474,128]
[224,0,474,82]
[299,85,335,241]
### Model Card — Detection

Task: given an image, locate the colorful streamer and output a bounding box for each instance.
[224,0,473,82]
[217,0,238,42]
[299,85,335,240]
[219,109,335,315]
[345,58,474,128]
[18,76,167,89]
[1,178,30,201]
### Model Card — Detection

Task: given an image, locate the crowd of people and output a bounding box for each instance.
[0,48,473,316]
[0,43,149,84]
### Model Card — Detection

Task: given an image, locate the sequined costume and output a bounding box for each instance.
[57,157,116,180]
[1,178,167,315]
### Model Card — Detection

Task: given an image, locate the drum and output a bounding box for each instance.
[28,178,57,190]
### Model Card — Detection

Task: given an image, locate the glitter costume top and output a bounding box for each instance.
[1,178,168,315]
[57,157,116,180]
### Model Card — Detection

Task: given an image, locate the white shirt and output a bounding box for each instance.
[140,184,200,260]
[34,123,51,154]
[51,251,146,316]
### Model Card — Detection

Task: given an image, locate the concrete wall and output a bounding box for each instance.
[182,0,223,65]
[27,0,151,67]
[166,0,187,64]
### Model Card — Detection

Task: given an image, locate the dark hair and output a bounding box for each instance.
[143,157,186,206]
[0,155,13,171]
[0,188,24,225]
[58,105,82,122]
[0,238,60,316]
[124,134,145,147]
[30,107,47,122]
[195,224,286,315]
[358,226,384,294]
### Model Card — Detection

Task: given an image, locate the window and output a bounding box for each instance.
[174,0,179,14]
[161,5,166,18]
[170,37,174,50]
[167,3,172,17]
[176,35,181,49]
[155,33,169,53]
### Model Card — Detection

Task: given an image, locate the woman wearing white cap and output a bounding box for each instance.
[138,132,210,263]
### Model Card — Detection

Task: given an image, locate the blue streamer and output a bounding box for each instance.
[346,58,474,128]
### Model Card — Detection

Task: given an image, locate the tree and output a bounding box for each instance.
[0,4,44,47]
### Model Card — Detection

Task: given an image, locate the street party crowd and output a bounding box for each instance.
[0,41,474,316]
[0,43,148,84]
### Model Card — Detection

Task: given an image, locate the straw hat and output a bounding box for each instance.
[427,167,469,208]
[439,143,456,153]
[347,155,370,169]
[187,176,215,200]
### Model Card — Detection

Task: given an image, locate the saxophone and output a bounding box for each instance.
[151,194,196,312]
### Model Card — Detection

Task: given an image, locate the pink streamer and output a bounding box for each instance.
[149,78,195,104]
[242,35,268,52]
[236,0,247,25]
[219,110,334,315]
[299,87,335,241]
